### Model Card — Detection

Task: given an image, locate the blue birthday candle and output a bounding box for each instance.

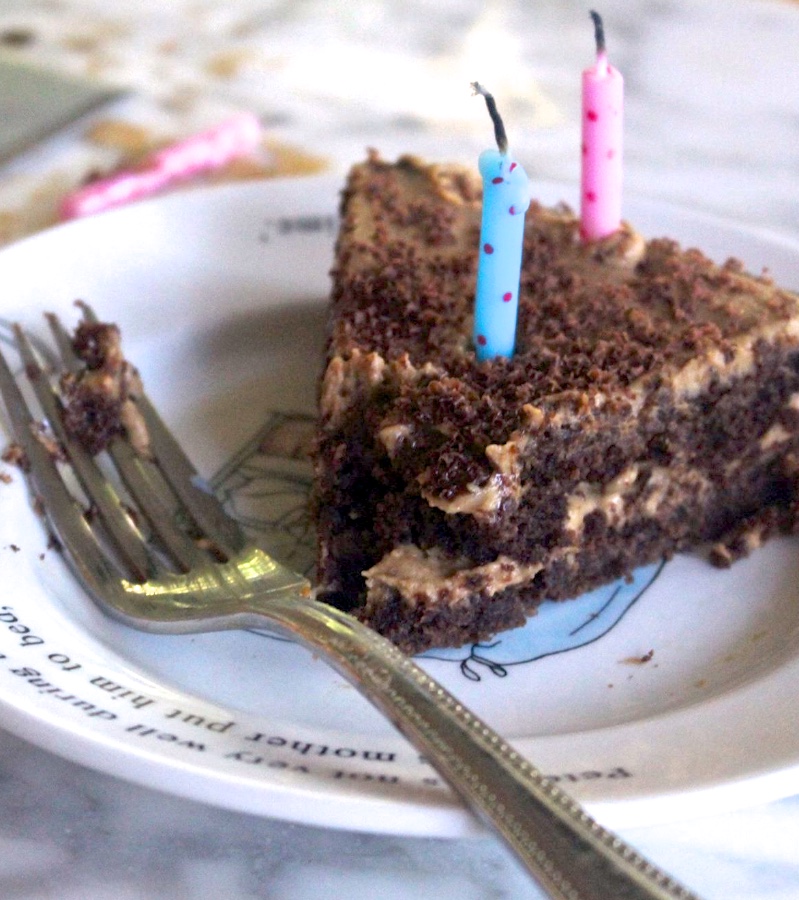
[472,84,531,361]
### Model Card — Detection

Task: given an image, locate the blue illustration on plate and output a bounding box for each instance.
[421,561,665,681]
[212,412,316,577]
[213,413,666,678]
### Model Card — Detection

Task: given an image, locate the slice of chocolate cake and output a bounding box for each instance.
[312,152,799,654]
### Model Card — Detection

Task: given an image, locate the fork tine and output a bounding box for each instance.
[46,312,210,572]
[44,312,78,371]
[77,302,247,559]
[134,394,247,558]
[13,325,160,583]
[0,342,124,594]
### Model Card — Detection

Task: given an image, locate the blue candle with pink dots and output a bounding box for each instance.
[471,83,531,361]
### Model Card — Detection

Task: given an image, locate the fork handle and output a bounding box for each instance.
[251,591,700,900]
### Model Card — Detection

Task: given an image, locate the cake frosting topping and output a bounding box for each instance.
[565,465,641,535]
[364,545,542,608]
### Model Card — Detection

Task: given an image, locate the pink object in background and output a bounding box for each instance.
[149,111,262,178]
[60,111,263,220]
[580,11,623,241]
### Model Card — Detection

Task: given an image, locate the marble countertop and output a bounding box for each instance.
[0,1,798,898]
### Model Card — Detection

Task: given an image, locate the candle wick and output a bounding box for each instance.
[471,82,509,155]
[590,10,606,56]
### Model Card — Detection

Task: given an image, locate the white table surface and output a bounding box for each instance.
[0,1,797,897]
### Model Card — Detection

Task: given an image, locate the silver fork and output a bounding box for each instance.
[0,305,701,900]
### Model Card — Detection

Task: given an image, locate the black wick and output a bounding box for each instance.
[471,82,508,155]
[590,10,606,54]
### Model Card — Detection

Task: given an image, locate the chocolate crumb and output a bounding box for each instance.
[31,422,66,462]
[622,650,654,665]
[2,442,29,471]
[58,317,151,456]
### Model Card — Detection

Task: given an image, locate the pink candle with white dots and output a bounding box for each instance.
[580,10,623,241]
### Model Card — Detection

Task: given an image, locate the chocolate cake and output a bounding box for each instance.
[312,152,799,654]
[58,314,149,457]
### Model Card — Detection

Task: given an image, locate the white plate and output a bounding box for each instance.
[0,176,798,837]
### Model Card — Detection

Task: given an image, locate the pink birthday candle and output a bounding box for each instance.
[59,167,173,220]
[580,10,623,241]
[150,111,262,178]
[60,112,263,220]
